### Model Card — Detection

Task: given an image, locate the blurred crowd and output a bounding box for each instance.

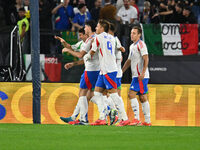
[0,0,199,31]
[0,0,199,54]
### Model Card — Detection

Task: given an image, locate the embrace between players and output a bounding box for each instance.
[55,19,151,126]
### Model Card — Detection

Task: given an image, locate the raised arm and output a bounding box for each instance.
[51,3,63,14]
[62,48,86,59]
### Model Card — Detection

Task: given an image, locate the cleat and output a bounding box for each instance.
[116,120,130,126]
[110,109,118,125]
[113,118,121,126]
[141,122,152,126]
[60,116,74,123]
[68,120,80,125]
[90,119,107,126]
[129,119,141,126]
[75,120,89,125]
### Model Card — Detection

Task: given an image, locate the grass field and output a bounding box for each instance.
[0,124,200,150]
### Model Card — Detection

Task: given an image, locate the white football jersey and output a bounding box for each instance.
[81,34,100,71]
[128,40,149,78]
[92,32,117,75]
[115,36,123,78]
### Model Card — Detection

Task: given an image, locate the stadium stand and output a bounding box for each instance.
[0,0,199,83]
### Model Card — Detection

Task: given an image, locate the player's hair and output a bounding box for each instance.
[98,19,109,33]
[109,22,116,33]
[78,27,85,34]
[85,20,97,32]
[132,25,142,35]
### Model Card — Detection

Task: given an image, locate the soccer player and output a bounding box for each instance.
[55,27,88,54]
[122,25,151,126]
[107,22,126,125]
[84,19,130,126]
[60,20,100,125]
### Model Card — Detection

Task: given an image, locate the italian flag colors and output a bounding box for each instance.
[142,24,199,56]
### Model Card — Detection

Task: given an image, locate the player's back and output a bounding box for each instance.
[96,32,117,74]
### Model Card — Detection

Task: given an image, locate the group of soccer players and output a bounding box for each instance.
[55,19,151,126]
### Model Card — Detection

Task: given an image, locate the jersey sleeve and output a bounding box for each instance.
[115,36,122,49]
[91,36,100,52]
[139,41,148,56]
[81,39,91,53]
[128,45,133,60]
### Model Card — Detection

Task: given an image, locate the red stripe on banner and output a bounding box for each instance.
[84,71,92,89]
[99,48,103,56]
[105,74,117,89]
[180,24,198,55]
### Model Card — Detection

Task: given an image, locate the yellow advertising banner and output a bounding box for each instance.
[0,83,199,126]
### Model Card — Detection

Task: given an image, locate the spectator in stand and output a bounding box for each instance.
[182,5,197,24]
[85,0,96,11]
[51,0,75,31]
[148,0,160,23]
[170,3,185,23]
[17,7,29,42]
[72,4,92,31]
[116,0,138,24]
[141,1,151,24]
[39,0,55,29]
[90,0,102,22]
[73,0,89,14]
[69,0,78,7]
[6,0,23,25]
[129,0,139,20]
[99,0,117,21]
[116,0,124,10]
[152,0,176,23]
[0,2,6,27]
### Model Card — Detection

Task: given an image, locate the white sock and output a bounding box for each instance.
[110,93,128,121]
[79,96,88,122]
[142,101,151,123]
[131,98,140,120]
[91,92,106,120]
[102,95,110,116]
[107,96,116,110]
[71,97,81,120]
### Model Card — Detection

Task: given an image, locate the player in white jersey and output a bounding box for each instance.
[107,22,127,125]
[84,19,130,126]
[59,20,100,125]
[122,25,151,126]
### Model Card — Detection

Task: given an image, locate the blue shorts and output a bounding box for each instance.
[80,71,100,90]
[130,77,149,95]
[95,72,117,90]
[116,78,121,89]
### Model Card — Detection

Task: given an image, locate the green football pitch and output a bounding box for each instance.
[0,124,200,150]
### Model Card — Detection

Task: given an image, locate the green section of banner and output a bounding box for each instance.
[143,24,163,55]
[61,31,79,62]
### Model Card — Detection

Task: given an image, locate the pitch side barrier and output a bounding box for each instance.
[0,82,199,126]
